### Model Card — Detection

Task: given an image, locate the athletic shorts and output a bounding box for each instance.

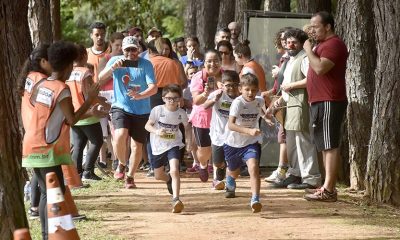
[310,101,347,151]
[223,143,261,171]
[211,144,225,165]
[111,108,149,144]
[153,146,181,169]
[193,127,211,147]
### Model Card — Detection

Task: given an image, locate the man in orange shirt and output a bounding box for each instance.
[87,22,110,82]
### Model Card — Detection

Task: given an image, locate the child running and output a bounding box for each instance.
[145,84,191,213]
[223,73,265,213]
[203,70,240,190]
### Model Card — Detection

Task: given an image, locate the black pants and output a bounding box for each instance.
[71,122,103,174]
[31,172,41,207]
[34,166,65,240]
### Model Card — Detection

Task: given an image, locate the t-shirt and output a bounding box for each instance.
[180,55,204,67]
[209,90,235,146]
[106,56,156,115]
[306,36,348,103]
[225,96,265,148]
[149,55,181,88]
[149,105,189,155]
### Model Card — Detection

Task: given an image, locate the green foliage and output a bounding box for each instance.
[61,0,185,46]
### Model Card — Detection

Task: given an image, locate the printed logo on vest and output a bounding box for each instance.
[36,87,54,107]
[25,78,34,93]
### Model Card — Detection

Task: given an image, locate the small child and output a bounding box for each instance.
[145,84,191,213]
[223,73,266,213]
[203,70,240,190]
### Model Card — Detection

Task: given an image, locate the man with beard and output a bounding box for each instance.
[87,22,110,82]
[271,28,321,190]
[228,22,241,48]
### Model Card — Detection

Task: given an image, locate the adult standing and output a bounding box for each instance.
[214,27,231,48]
[87,22,110,82]
[217,40,240,72]
[173,37,187,58]
[303,11,348,202]
[180,37,204,69]
[271,28,321,190]
[98,36,157,189]
[228,22,241,48]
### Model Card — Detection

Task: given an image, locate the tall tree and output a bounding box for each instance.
[235,0,262,35]
[0,0,32,238]
[51,0,61,41]
[184,0,197,37]
[218,0,236,28]
[336,0,376,190]
[264,0,291,11]
[297,0,332,13]
[196,0,220,51]
[365,0,400,206]
[28,0,53,46]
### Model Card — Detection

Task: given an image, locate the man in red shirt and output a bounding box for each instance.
[303,11,348,202]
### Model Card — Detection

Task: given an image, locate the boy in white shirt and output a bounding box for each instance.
[145,84,191,213]
[203,70,240,190]
[223,73,266,213]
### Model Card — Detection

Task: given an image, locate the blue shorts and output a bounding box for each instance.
[153,146,181,169]
[223,143,261,171]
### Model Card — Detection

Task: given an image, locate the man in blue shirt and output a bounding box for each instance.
[99,36,157,189]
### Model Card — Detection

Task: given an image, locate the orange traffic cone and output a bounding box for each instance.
[13,228,32,240]
[46,172,80,240]
[64,186,86,220]
[62,164,83,189]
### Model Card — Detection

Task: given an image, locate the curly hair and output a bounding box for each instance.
[48,41,78,72]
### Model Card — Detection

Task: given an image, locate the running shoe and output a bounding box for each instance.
[304,187,337,202]
[186,164,200,174]
[216,167,226,181]
[172,199,184,213]
[125,176,136,189]
[264,167,287,183]
[28,208,39,220]
[198,167,209,182]
[212,179,225,190]
[114,164,126,180]
[250,200,262,213]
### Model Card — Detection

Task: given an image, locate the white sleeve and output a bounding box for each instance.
[180,109,189,127]
[149,106,158,121]
[242,66,256,75]
[301,57,309,76]
[57,88,71,103]
[229,99,241,117]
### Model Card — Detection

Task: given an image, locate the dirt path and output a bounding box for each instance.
[74,171,400,240]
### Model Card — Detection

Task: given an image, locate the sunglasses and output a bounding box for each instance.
[125,47,138,52]
[224,83,239,88]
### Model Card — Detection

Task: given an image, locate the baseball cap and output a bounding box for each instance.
[147,27,161,36]
[122,36,139,50]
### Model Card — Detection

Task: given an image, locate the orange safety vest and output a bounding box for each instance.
[21,71,47,130]
[86,47,110,83]
[22,79,72,168]
[66,67,91,110]
[241,60,267,92]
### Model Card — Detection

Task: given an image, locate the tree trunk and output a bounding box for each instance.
[335,0,376,190]
[184,0,197,37]
[0,0,32,238]
[297,0,332,13]
[50,0,61,41]
[28,0,53,47]
[365,0,400,206]
[264,0,291,12]
[196,0,220,51]
[218,0,236,29]
[235,0,262,35]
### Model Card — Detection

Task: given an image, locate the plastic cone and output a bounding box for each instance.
[62,164,83,189]
[64,186,86,220]
[13,228,32,240]
[46,172,80,240]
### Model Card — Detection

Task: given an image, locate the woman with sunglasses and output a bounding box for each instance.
[217,40,241,73]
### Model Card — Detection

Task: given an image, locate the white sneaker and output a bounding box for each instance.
[264,167,287,182]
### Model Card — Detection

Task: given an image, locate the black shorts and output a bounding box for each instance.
[153,146,181,169]
[193,127,211,147]
[211,144,225,165]
[111,108,149,144]
[310,101,347,151]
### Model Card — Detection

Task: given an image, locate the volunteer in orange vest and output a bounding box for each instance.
[233,40,267,92]
[21,41,100,240]
[87,22,110,82]
[67,44,109,181]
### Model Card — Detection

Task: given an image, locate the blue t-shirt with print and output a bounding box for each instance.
[179,55,204,67]
[106,56,156,115]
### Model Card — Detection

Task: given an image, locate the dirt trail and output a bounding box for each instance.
[74,172,400,240]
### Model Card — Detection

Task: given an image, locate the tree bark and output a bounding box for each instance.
[184,0,197,37]
[28,0,53,47]
[0,0,32,238]
[365,0,400,206]
[335,0,376,190]
[297,0,331,13]
[235,0,262,35]
[218,0,236,29]
[196,0,220,51]
[50,0,61,41]
[264,0,291,12]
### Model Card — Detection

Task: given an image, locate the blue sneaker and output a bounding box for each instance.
[250,200,262,213]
